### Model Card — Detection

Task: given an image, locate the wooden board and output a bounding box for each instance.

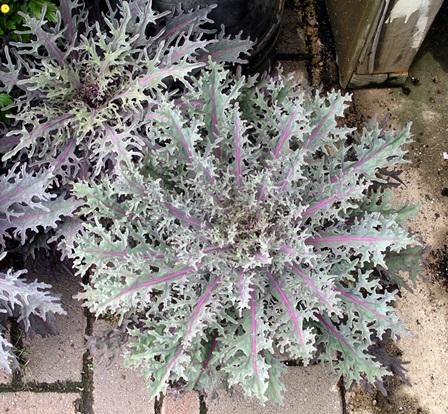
[326,0,444,87]
[326,0,383,87]
[349,72,407,88]
[371,0,443,74]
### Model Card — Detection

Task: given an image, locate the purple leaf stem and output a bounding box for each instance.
[53,139,76,173]
[59,0,76,44]
[159,276,221,394]
[184,276,221,343]
[105,266,196,305]
[306,234,397,246]
[288,264,332,307]
[165,202,203,229]
[334,287,390,321]
[272,110,299,159]
[233,109,243,187]
[315,313,356,353]
[249,287,264,390]
[303,102,337,150]
[267,271,305,347]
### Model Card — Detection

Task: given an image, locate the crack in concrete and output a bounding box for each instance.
[0,380,83,393]
[9,317,25,386]
[199,393,208,414]
[79,273,95,414]
[154,394,164,414]
[338,378,348,414]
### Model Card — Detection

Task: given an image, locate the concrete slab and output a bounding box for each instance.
[162,392,200,414]
[92,320,154,414]
[0,392,80,413]
[22,267,85,383]
[206,364,342,414]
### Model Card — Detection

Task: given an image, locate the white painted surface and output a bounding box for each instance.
[386,0,432,48]
[386,0,426,23]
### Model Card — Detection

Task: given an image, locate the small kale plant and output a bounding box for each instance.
[72,63,420,403]
[0,0,250,253]
[0,252,65,373]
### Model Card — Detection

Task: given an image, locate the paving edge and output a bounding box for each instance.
[338,378,348,414]
[154,395,164,414]
[80,273,95,414]
[199,393,207,414]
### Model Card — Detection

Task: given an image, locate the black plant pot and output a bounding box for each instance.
[153,0,285,71]
[83,0,284,71]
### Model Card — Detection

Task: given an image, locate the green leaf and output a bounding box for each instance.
[381,246,424,288]
[0,93,13,108]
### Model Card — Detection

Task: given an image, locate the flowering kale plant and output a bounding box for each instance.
[0,0,250,374]
[72,63,420,403]
[0,0,250,252]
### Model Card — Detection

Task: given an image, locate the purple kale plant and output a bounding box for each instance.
[0,0,250,374]
[0,0,251,254]
[72,63,420,403]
